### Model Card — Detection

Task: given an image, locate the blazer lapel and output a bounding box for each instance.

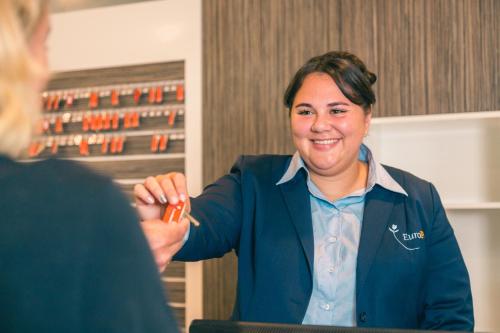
[356,185,398,297]
[278,171,314,276]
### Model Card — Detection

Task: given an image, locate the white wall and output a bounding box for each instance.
[48,0,203,327]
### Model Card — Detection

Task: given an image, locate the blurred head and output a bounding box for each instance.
[0,0,50,158]
[283,51,377,178]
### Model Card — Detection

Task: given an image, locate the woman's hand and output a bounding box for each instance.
[134,172,191,271]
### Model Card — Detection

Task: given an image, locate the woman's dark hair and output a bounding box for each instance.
[283,51,377,113]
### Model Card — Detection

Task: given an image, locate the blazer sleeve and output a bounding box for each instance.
[421,183,474,331]
[174,156,245,261]
[80,179,178,333]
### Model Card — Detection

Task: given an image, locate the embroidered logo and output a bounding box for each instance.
[388,224,423,251]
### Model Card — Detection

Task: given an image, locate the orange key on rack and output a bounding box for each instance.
[167,110,177,127]
[111,90,120,107]
[158,134,168,152]
[155,86,163,104]
[110,137,117,154]
[51,140,58,155]
[176,84,184,101]
[82,115,90,132]
[54,116,63,133]
[52,95,61,111]
[148,87,155,104]
[133,88,142,105]
[150,134,159,153]
[103,112,111,130]
[123,112,131,129]
[111,112,120,130]
[89,92,99,109]
[101,137,109,154]
[116,136,124,153]
[131,112,140,128]
[65,94,75,108]
[45,95,53,111]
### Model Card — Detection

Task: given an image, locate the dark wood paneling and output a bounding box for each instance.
[202,0,500,320]
[163,262,186,278]
[47,62,184,90]
[163,282,186,304]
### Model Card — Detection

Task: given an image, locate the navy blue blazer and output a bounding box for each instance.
[175,155,473,331]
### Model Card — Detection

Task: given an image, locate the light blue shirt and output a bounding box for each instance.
[276,144,407,326]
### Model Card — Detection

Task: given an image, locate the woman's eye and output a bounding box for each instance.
[331,109,347,114]
[297,109,313,115]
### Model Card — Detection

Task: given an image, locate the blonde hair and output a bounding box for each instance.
[0,0,49,158]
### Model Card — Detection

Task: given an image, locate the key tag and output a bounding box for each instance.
[55,116,63,133]
[51,139,59,155]
[111,89,120,107]
[116,136,125,153]
[65,94,74,108]
[155,86,163,104]
[148,87,156,104]
[176,84,184,102]
[133,88,142,105]
[79,138,89,156]
[94,114,103,132]
[82,114,90,132]
[103,112,111,130]
[52,95,61,111]
[168,110,177,127]
[111,112,120,130]
[28,142,39,158]
[45,95,53,111]
[158,134,169,152]
[131,111,140,128]
[123,112,131,129]
[89,91,99,109]
[101,136,109,154]
[42,118,50,133]
[110,136,117,154]
[162,200,186,224]
[150,134,160,153]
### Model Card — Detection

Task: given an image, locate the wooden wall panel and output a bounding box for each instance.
[202,0,500,320]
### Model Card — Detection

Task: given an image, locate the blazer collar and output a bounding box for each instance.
[276,160,314,276]
[356,185,399,297]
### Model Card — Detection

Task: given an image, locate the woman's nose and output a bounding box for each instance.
[311,113,332,132]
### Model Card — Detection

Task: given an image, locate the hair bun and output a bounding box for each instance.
[367,72,377,85]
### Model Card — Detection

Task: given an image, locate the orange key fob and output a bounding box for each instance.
[162,200,186,224]
[176,84,184,101]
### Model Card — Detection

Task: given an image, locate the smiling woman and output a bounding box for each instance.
[134,51,474,331]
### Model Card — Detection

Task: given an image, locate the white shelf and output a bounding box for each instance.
[444,202,500,210]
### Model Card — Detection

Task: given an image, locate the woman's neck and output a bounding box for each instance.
[309,160,369,202]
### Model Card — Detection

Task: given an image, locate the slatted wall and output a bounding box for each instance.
[202,0,500,319]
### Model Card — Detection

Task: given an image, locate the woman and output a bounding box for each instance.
[135,51,474,330]
[0,1,178,332]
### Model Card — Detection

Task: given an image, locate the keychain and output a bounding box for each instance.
[116,136,125,153]
[133,88,142,105]
[54,116,63,134]
[111,89,120,107]
[109,136,117,154]
[168,110,177,127]
[148,87,156,104]
[52,95,61,111]
[89,92,99,109]
[45,95,53,111]
[79,138,89,156]
[50,140,58,155]
[131,111,140,128]
[155,86,163,104]
[176,84,184,102]
[150,134,160,153]
[111,112,120,130]
[103,112,111,130]
[101,136,109,154]
[65,94,75,108]
[162,200,200,226]
[82,114,90,132]
[123,112,131,129]
[158,134,168,152]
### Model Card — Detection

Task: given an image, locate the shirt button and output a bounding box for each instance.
[328,266,335,273]
[322,303,331,311]
[328,236,338,243]
[359,311,367,323]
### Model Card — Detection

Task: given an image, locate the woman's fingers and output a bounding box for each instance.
[133,183,155,205]
[145,176,167,204]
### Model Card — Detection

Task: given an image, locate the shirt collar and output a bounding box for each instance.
[276,144,407,197]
